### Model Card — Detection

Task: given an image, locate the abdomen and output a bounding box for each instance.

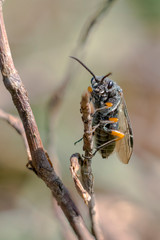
[95,126,116,158]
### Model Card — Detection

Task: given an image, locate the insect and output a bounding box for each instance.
[71,56,133,164]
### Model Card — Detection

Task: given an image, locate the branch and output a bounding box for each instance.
[70,93,104,239]
[80,92,94,196]
[80,92,104,240]
[0,2,94,239]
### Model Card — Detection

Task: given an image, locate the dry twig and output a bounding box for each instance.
[70,153,91,204]
[70,92,104,240]
[80,92,104,240]
[69,94,93,205]
[0,2,94,239]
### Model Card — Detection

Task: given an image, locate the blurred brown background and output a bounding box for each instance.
[0,0,160,239]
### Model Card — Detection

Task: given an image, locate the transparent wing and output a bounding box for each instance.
[116,96,133,164]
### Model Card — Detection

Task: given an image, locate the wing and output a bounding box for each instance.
[116,96,133,164]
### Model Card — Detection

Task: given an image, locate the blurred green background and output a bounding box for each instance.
[1,0,160,239]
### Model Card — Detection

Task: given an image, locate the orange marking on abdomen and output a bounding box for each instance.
[105,102,113,108]
[109,117,118,123]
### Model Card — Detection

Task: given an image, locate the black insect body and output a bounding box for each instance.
[71,56,133,164]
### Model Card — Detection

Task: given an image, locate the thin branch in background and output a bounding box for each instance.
[0,2,94,239]
[80,92,104,240]
[79,0,116,46]
[0,109,31,161]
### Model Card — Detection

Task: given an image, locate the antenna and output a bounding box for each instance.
[100,72,112,84]
[70,56,98,82]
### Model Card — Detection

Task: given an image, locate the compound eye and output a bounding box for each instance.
[108,81,113,89]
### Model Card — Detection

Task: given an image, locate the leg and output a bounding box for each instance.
[100,117,118,125]
[91,102,113,117]
[74,123,100,146]
[103,123,124,141]
[74,137,83,145]
[86,117,118,135]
